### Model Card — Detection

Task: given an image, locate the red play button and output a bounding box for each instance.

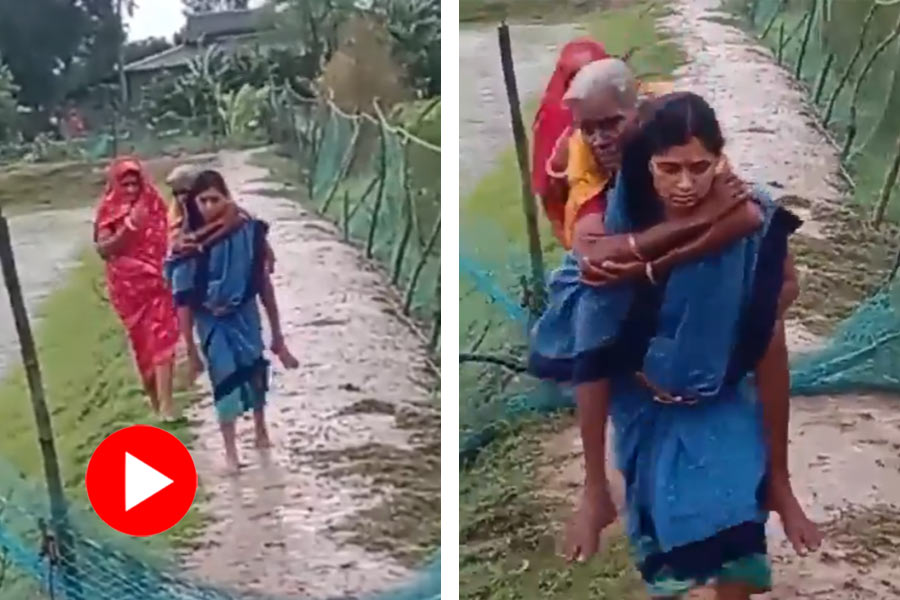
[86,425,198,537]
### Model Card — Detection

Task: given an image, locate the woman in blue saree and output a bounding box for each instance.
[167,170,298,474]
[530,93,821,598]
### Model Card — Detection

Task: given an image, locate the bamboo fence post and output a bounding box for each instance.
[777,22,786,64]
[366,110,389,259]
[391,144,414,286]
[349,173,379,222]
[872,132,900,227]
[843,10,900,159]
[342,190,350,242]
[428,276,440,354]
[795,0,817,79]
[0,209,81,599]
[813,53,835,104]
[823,1,880,127]
[403,217,440,316]
[498,22,546,315]
[761,0,787,38]
[321,118,360,214]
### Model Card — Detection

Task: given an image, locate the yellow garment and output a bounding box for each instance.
[562,79,676,248]
[167,200,184,245]
[564,129,609,249]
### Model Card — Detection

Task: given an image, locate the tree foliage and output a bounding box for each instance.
[0,0,127,109]
[183,0,250,12]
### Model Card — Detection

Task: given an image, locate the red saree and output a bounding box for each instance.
[94,158,178,389]
[531,38,608,242]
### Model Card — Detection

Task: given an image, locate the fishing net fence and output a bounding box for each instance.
[459,1,900,464]
[0,89,441,597]
[267,87,441,357]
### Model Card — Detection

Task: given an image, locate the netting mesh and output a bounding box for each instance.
[0,88,440,598]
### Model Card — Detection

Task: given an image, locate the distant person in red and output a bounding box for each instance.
[67,108,86,138]
[94,158,180,422]
[532,38,609,247]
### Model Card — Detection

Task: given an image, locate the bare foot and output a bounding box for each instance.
[254,431,273,449]
[224,452,241,476]
[769,478,822,556]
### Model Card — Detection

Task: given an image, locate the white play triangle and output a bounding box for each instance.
[124,452,174,511]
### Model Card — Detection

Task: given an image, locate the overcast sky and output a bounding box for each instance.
[125,0,265,42]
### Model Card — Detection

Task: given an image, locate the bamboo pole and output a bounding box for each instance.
[823,1,880,127]
[366,113,389,259]
[761,0,788,39]
[321,119,361,214]
[341,190,350,242]
[843,10,900,159]
[498,22,546,315]
[795,0,817,79]
[391,146,414,286]
[872,132,900,227]
[403,217,440,316]
[813,53,835,104]
[777,22,786,64]
[0,209,80,598]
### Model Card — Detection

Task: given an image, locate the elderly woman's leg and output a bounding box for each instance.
[155,360,175,420]
[713,583,752,600]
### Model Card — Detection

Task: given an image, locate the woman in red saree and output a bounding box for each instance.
[532,38,609,247]
[94,157,180,421]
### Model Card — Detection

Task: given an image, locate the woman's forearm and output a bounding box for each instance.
[651,201,763,276]
[755,319,791,483]
[576,380,611,491]
[260,274,284,341]
[95,227,130,260]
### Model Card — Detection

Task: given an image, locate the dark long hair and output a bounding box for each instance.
[184,169,231,232]
[620,92,725,229]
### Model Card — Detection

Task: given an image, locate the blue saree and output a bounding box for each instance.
[529,176,801,595]
[166,218,270,423]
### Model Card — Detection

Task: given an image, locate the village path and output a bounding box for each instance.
[530,1,900,598]
[178,149,439,599]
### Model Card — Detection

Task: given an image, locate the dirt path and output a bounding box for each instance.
[538,1,900,598]
[459,23,583,198]
[179,149,439,599]
[0,208,93,375]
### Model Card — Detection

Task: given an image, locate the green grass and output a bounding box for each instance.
[460,418,643,600]
[460,0,611,24]
[460,3,684,597]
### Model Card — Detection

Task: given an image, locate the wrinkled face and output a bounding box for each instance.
[195,186,229,222]
[119,171,142,204]
[571,89,637,172]
[170,185,190,208]
[649,136,720,218]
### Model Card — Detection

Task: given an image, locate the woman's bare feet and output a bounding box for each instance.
[224,449,241,476]
[768,477,822,556]
[253,408,272,449]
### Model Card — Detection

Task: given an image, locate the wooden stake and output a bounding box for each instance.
[872,133,900,228]
[498,22,546,316]
[823,1,879,128]
[795,0,817,79]
[813,53,835,104]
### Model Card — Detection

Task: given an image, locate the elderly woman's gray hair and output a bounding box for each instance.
[165,165,199,191]
[563,58,638,109]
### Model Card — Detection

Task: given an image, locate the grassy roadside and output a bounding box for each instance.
[459,3,683,598]
[0,162,206,596]
[461,0,612,24]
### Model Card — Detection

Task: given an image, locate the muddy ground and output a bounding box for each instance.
[452,0,900,597]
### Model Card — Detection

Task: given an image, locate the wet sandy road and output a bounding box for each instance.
[0,208,93,375]
[459,23,581,198]
[179,150,439,598]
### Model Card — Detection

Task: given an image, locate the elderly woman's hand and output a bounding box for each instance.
[699,160,754,225]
